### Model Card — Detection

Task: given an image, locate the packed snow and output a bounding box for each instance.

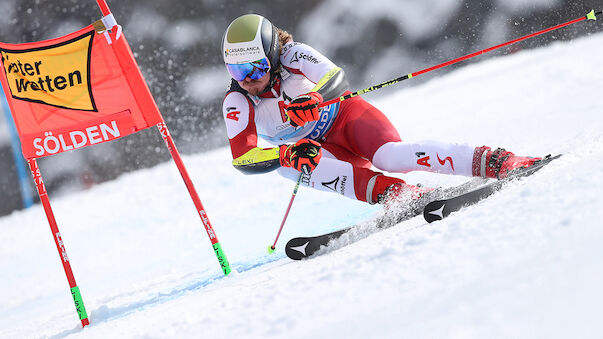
[1,31,603,338]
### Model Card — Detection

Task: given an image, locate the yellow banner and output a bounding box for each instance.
[0,31,95,111]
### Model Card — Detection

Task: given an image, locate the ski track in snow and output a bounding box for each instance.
[1,32,603,338]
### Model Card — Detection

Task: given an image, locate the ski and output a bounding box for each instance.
[285,191,435,260]
[285,227,352,260]
[285,154,560,260]
[285,176,493,260]
[285,212,420,260]
[423,154,561,223]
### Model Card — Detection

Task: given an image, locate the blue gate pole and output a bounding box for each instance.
[1,83,33,208]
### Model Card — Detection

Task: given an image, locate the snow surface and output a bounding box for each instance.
[1,31,603,339]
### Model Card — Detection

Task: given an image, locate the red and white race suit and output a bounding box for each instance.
[223,41,475,203]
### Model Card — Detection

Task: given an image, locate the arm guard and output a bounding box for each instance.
[232,146,281,174]
[311,67,349,101]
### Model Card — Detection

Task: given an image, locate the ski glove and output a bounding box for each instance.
[279,139,322,174]
[286,92,323,128]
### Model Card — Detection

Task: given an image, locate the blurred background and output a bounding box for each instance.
[0,0,601,216]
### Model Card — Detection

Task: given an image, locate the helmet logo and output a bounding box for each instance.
[224,46,261,59]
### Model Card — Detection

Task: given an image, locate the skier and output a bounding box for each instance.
[221,14,541,206]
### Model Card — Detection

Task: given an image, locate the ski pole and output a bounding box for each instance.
[320,9,601,108]
[268,172,304,253]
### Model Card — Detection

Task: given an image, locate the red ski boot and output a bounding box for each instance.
[472,146,541,179]
[370,175,431,206]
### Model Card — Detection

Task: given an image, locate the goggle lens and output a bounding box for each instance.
[226,58,270,81]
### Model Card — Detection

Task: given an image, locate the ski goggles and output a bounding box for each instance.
[226,58,270,81]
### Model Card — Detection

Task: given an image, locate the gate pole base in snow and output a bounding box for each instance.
[28,159,89,327]
[157,123,231,275]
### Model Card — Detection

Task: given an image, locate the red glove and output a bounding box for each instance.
[286,92,323,127]
[279,139,322,174]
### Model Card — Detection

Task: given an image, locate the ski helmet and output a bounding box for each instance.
[222,14,280,72]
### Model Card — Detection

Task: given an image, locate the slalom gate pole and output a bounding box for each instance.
[268,173,304,254]
[319,9,601,108]
[95,0,231,275]
[28,159,89,327]
[157,123,231,275]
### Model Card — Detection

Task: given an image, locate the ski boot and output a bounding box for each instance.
[472,146,541,179]
[369,175,439,224]
[370,175,432,206]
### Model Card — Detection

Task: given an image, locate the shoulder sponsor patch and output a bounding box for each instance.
[290,51,319,64]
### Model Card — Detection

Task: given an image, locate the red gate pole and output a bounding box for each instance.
[28,159,89,327]
[94,0,231,275]
[96,0,110,15]
[157,123,231,275]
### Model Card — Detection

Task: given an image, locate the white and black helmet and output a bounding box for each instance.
[222,14,280,72]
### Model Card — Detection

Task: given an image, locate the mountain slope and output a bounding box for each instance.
[1,32,602,338]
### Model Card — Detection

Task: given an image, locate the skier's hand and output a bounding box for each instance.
[279,139,322,174]
[286,92,323,127]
